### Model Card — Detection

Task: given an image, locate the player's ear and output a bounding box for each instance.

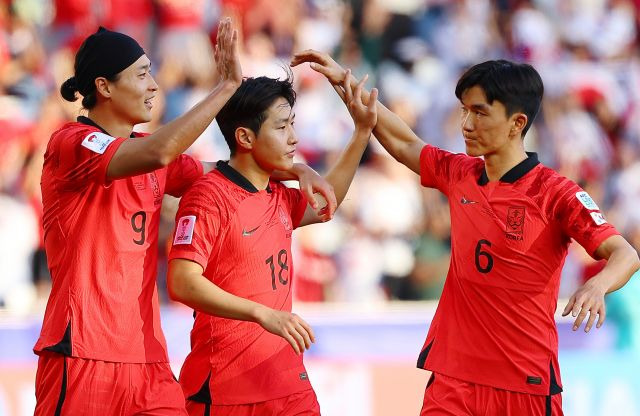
[235,127,255,151]
[95,77,111,99]
[510,113,527,137]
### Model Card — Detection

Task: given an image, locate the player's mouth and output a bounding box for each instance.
[286,149,296,158]
[144,96,155,110]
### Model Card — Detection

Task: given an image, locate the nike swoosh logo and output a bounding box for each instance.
[242,225,260,236]
[460,197,477,205]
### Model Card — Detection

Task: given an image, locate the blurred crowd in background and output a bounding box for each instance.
[1,0,640,348]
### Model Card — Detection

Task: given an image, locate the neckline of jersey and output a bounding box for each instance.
[77,116,136,138]
[477,152,540,186]
[215,160,272,194]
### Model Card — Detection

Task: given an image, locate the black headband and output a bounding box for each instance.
[72,27,146,96]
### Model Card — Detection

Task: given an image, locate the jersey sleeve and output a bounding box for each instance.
[276,183,308,229]
[553,180,620,257]
[168,187,221,270]
[419,145,475,195]
[53,128,126,188]
[164,154,205,197]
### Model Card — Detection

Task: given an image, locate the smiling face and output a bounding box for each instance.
[251,97,298,172]
[460,85,524,158]
[105,54,158,125]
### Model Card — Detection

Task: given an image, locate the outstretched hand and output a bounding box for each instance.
[296,166,337,221]
[291,49,345,86]
[562,279,607,332]
[335,70,378,132]
[214,18,242,88]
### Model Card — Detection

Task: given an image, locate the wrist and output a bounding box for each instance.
[586,275,609,294]
[251,303,269,325]
[217,79,240,95]
[354,125,373,138]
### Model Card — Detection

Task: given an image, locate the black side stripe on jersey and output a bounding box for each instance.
[188,372,212,404]
[416,340,434,368]
[545,394,552,416]
[203,404,211,416]
[54,356,68,416]
[44,321,72,356]
[549,362,563,395]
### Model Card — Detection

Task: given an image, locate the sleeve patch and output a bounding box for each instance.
[575,191,599,210]
[81,132,117,154]
[173,215,196,245]
[590,212,607,225]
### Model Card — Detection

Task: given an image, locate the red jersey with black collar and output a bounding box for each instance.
[417,145,619,396]
[168,161,311,405]
[34,116,203,363]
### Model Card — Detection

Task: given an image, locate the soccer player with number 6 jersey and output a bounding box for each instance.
[167,70,378,415]
[33,19,335,416]
[292,51,640,415]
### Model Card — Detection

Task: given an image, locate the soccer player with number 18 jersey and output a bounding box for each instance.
[293,51,640,415]
[167,72,378,415]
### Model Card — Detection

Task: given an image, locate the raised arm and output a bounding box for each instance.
[107,18,242,180]
[168,258,315,355]
[562,235,640,332]
[291,50,424,174]
[299,71,378,226]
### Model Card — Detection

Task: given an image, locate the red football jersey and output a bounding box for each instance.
[34,116,203,363]
[168,161,311,405]
[417,145,619,395]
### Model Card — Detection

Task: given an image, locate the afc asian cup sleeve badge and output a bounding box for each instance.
[506,206,526,238]
[173,215,196,245]
[81,131,117,154]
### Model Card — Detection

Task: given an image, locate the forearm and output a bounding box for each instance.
[271,163,312,182]
[591,243,640,294]
[324,127,370,205]
[150,81,238,164]
[347,77,423,172]
[169,270,265,322]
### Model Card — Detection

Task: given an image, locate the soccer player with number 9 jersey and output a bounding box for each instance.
[33,20,335,416]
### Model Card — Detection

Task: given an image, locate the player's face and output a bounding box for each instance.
[252,97,297,171]
[459,86,515,157]
[108,55,158,125]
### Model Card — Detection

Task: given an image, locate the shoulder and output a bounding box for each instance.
[181,170,247,210]
[50,122,100,143]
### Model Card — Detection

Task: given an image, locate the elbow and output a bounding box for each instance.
[167,274,187,304]
[630,248,640,274]
[152,148,174,168]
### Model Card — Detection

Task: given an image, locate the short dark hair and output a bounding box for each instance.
[455,60,544,138]
[216,75,296,155]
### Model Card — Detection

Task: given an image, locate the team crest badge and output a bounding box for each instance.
[506,206,525,241]
[278,206,293,238]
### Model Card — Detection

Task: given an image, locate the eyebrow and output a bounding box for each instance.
[138,63,151,71]
[275,113,295,124]
[467,103,491,111]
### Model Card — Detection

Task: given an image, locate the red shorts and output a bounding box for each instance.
[421,373,563,416]
[34,351,187,415]
[185,389,320,416]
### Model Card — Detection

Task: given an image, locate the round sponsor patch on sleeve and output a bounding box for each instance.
[174,215,196,245]
[575,191,599,210]
[81,132,117,154]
